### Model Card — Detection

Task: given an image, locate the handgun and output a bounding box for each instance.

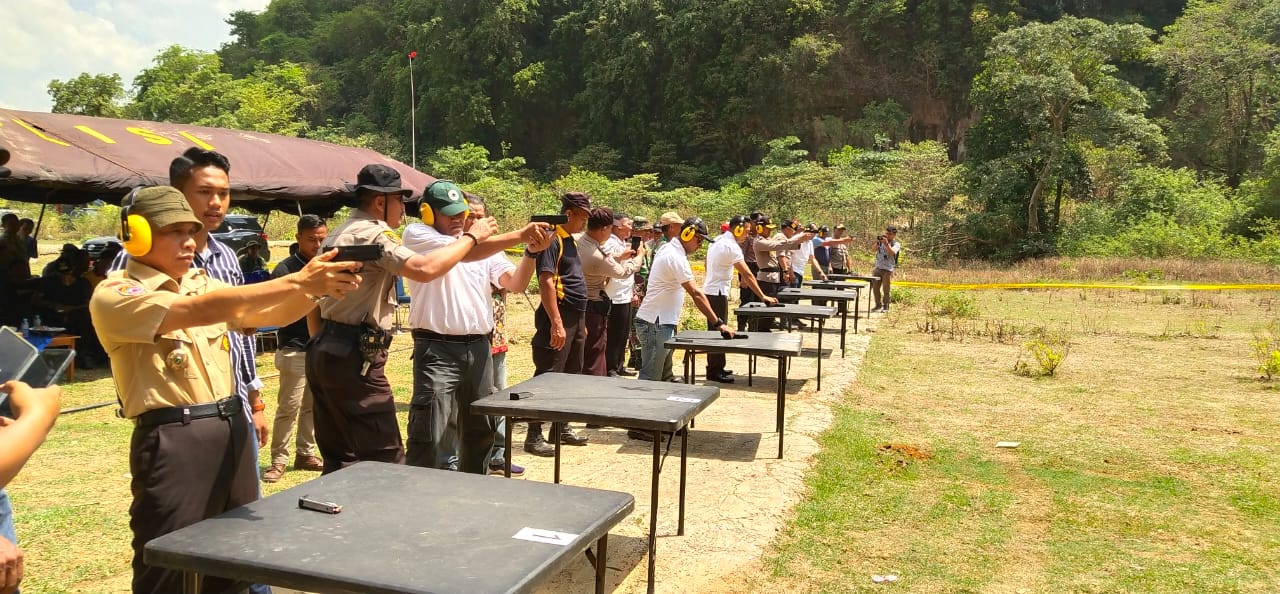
[332,244,384,262]
[530,214,569,225]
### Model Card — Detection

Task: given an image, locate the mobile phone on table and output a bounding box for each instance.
[630,236,642,251]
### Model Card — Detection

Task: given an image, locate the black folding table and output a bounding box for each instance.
[778,287,862,351]
[664,331,803,459]
[144,462,634,594]
[473,373,720,594]
[732,304,837,390]
[808,275,876,319]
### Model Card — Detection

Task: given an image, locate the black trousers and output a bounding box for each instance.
[737,262,759,331]
[130,412,258,594]
[707,294,730,375]
[582,301,611,376]
[605,301,632,374]
[528,305,586,441]
[756,280,783,332]
[307,335,405,475]
[406,333,496,474]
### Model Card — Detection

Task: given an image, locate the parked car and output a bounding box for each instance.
[82,236,121,262]
[213,214,270,261]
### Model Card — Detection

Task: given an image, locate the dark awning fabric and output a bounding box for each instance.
[0,109,435,215]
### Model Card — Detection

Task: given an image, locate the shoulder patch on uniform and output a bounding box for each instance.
[383,230,402,245]
[104,279,146,296]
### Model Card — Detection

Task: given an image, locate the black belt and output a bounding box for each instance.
[412,329,488,343]
[136,396,241,427]
[759,267,783,273]
[319,319,363,341]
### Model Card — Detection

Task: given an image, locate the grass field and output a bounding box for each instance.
[760,282,1280,593]
[8,256,1280,592]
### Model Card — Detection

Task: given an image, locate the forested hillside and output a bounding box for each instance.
[44,0,1280,261]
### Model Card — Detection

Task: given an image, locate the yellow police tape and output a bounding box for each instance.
[894,281,1280,291]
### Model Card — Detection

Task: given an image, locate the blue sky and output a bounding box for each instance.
[0,0,271,112]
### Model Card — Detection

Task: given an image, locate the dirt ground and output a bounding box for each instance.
[277,312,873,594]
[519,319,875,593]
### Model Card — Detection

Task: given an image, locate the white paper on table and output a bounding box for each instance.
[667,396,701,404]
[513,527,579,546]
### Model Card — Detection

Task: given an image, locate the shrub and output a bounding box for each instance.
[1014,327,1071,376]
[925,292,978,319]
[1252,321,1280,380]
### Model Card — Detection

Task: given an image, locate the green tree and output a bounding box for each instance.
[130,46,234,124]
[47,73,126,117]
[969,17,1166,238]
[1153,0,1280,188]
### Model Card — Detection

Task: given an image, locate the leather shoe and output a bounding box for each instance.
[262,463,286,483]
[294,455,324,472]
[523,438,556,457]
[709,372,735,384]
[615,368,637,377]
[559,429,589,446]
[627,429,655,442]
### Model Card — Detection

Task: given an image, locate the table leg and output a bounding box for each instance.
[595,533,609,594]
[648,430,661,594]
[183,572,202,594]
[839,302,848,358]
[777,356,786,459]
[504,415,513,479]
[682,350,691,384]
[851,295,860,334]
[748,353,755,387]
[553,428,562,484]
[678,425,688,536]
[815,317,823,392]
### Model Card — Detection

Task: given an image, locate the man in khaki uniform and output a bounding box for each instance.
[90,186,362,594]
[307,165,548,473]
[752,216,813,332]
[578,206,643,376]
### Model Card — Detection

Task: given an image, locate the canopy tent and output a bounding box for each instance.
[0,109,435,215]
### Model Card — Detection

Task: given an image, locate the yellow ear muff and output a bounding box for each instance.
[732,224,745,238]
[680,223,697,242]
[421,203,434,226]
[123,214,152,257]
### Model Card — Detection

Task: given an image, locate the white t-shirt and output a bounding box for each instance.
[702,233,743,296]
[402,223,515,335]
[791,238,814,274]
[635,241,692,326]
[602,234,635,304]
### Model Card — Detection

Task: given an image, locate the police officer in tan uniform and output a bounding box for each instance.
[307,164,550,474]
[89,186,362,594]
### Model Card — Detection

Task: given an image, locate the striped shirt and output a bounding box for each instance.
[109,238,263,406]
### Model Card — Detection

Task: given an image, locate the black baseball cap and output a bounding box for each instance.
[349,164,414,199]
[682,217,712,241]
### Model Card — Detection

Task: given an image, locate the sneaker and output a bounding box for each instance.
[294,455,324,472]
[559,428,589,446]
[488,461,526,476]
[262,463,286,483]
[523,438,556,457]
[615,368,637,377]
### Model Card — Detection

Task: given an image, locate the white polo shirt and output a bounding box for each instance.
[635,240,692,326]
[602,234,635,304]
[791,237,814,274]
[702,233,743,296]
[402,223,515,335]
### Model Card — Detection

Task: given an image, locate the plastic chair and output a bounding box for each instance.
[393,277,412,333]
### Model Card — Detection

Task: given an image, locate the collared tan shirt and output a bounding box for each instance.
[753,231,808,284]
[90,260,235,419]
[577,232,640,301]
[318,209,418,329]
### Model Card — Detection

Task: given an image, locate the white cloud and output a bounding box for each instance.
[0,0,270,112]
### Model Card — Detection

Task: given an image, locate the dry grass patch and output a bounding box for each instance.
[763,286,1280,593]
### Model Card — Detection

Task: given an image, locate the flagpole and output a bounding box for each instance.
[408,51,417,169]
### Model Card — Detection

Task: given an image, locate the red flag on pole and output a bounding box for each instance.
[408,51,417,59]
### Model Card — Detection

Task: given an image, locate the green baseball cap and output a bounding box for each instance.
[424,180,470,217]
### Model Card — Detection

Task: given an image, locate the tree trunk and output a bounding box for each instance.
[1027,162,1051,235]
[1052,179,1064,234]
